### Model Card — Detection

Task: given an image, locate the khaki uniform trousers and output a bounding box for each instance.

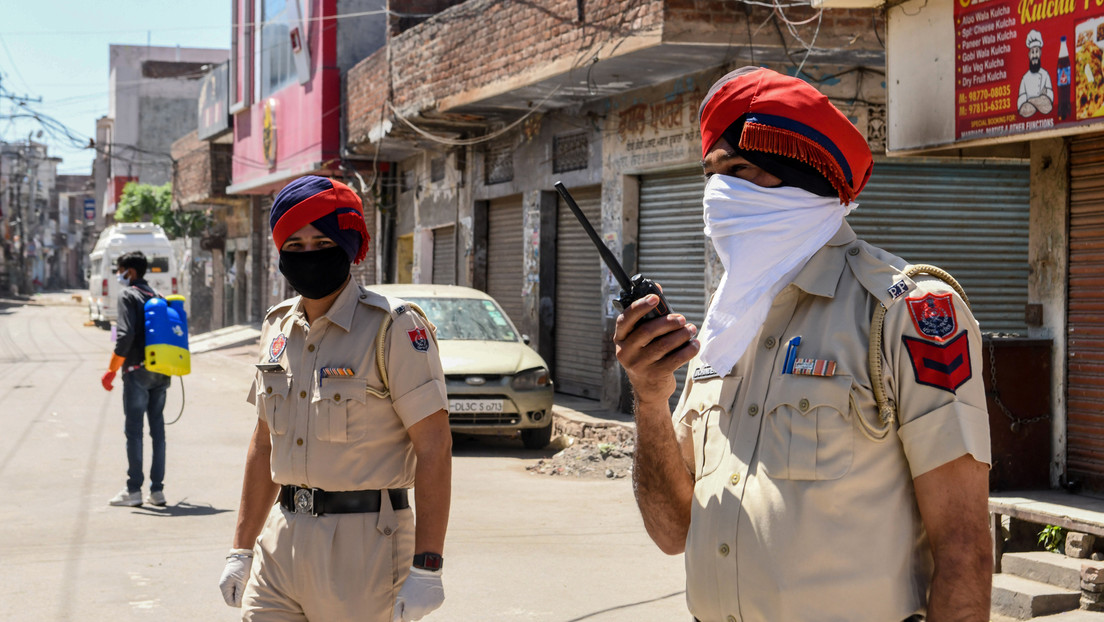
[241,500,414,621]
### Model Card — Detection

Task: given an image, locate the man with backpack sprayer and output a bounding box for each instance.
[101,250,172,508]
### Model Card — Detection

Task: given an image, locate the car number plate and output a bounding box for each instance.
[449,399,504,413]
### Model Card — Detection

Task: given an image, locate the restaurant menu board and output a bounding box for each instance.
[955,0,1104,141]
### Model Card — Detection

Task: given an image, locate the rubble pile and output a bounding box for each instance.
[526,439,634,479]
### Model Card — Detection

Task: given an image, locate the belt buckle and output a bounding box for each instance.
[292,487,317,515]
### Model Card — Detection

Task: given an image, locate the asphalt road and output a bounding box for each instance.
[0,293,689,621]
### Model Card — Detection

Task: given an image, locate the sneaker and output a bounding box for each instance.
[108,489,142,507]
[146,490,166,507]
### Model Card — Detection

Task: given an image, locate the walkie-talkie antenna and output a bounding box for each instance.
[553,182,633,291]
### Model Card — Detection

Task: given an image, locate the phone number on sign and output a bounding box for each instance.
[960,98,1012,115]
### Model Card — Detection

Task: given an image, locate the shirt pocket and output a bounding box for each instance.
[312,377,368,443]
[685,375,742,480]
[257,371,292,435]
[761,374,854,481]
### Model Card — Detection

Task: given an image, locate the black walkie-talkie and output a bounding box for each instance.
[554,181,672,322]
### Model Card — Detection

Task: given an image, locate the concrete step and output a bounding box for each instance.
[1004,551,1087,591]
[992,609,1104,622]
[993,573,1082,619]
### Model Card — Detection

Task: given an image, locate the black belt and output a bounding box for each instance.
[279,485,409,516]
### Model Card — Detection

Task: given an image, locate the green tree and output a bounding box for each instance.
[114,181,211,239]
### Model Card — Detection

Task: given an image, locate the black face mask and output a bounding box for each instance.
[278,246,351,299]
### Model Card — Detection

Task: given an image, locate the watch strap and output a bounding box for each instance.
[412,552,443,571]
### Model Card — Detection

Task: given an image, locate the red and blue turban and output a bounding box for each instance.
[698,67,873,205]
[270,176,370,264]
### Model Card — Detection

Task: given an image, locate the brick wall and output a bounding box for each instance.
[171,130,233,207]
[347,0,667,144]
[347,0,884,149]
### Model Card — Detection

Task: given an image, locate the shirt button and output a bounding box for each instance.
[848,247,860,256]
[799,398,810,412]
[719,543,730,556]
[296,438,304,446]
[383,527,392,536]
[730,473,741,486]
[308,344,315,352]
[728,616,737,622]
[747,404,759,416]
[299,390,307,398]
[764,336,776,349]
[333,394,341,402]
[266,386,273,394]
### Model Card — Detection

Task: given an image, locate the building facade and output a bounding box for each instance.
[886,0,1104,493]
[344,0,1030,415]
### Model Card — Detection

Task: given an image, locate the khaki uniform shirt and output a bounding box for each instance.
[673,223,991,622]
[248,279,448,491]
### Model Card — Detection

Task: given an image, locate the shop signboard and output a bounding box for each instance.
[955,0,1104,141]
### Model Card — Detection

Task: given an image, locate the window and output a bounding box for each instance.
[485,143,513,185]
[430,156,445,183]
[553,132,588,173]
[260,0,296,98]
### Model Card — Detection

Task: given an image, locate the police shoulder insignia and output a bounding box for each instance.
[887,280,911,300]
[901,330,972,393]
[692,365,719,381]
[905,292,957,342]
[395,305,407,316]
[407,327,429,352]
[269,333,288,362]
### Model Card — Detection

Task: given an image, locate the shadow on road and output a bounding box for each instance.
[128,499,233,518]
[450,433,559,460]
[563,590,686,621]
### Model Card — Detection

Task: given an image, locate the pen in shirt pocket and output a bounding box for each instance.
[782,336,801,374]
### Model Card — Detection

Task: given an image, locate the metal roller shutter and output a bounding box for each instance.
[432,225,456,285]
[555,186,605,399]
[486,196,524,325]
[639,169,708,403]
[1068,135,1104,492]
[848,160,1030,336]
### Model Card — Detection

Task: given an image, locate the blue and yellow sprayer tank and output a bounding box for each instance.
[144,295,190,376]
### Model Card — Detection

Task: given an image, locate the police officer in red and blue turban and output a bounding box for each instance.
[219,175,452,622]
[614,67,992,621]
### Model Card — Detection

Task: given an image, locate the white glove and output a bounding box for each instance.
[392,567,445,621]
[219,549,254,607]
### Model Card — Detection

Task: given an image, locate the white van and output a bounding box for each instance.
[87,223,179,325]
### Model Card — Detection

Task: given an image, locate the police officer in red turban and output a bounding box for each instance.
[614,67,992,621]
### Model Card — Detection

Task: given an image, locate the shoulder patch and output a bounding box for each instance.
[268,333,288,362]
[901,330,972,393]
[407,327,430,352]
[395,304,407,316]
[905,292,957,342]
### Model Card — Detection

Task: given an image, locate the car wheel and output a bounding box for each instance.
[520,421,553,450]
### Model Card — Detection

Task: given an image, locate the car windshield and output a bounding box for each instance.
[406,297,518,342]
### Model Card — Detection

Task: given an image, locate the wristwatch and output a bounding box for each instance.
[413,552,443,571]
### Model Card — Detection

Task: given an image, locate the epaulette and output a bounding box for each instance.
[843,240,916,311]
[264,296,297,319]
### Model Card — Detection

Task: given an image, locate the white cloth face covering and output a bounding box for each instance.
[697,173,856,375]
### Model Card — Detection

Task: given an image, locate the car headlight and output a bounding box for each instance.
[512,367,551,390]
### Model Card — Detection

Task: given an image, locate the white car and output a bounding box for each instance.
[371,284,556,449]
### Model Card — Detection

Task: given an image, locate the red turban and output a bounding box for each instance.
[698,67,873,205]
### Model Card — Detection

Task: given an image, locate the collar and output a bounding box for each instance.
[287,279,390,332]
[789,221,856,299]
